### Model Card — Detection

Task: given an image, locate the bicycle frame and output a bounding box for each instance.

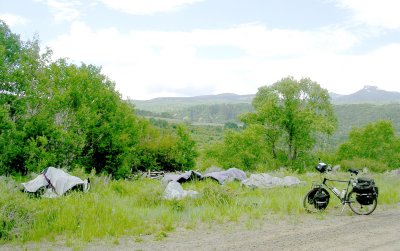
[312,175,356,213]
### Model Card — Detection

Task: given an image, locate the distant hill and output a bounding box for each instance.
[132,86,400,113]
[132,87,400,146]
[132,93,254,113]
[332,86,400,104]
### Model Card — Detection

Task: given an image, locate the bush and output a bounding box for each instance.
[135,124,198,172]
[337,120,400,170]
[204,125,274,171]
[339,158,390,173]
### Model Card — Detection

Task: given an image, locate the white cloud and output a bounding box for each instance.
[335,0,400,29]
[0,13,28,27]
[35,0,82,23]
[47,21,400,99]
[100,0,204,15]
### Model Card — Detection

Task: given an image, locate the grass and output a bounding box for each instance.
[0,171,399,246]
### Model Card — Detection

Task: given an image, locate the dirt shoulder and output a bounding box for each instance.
[116,206,400,251]
[3,206,400,251]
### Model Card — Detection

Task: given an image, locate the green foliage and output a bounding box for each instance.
[0,21,199,177]
[205,125,275,170]
[337,120,400,171]
[247,76,337,162]
[135,123,198,172]
[1,173,399,244]
[224,122,239,130]
[339,158,390,173]
[333,103,400,145]
[205,77,337,171]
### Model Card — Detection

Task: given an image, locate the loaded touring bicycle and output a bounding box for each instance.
[303,162,379,215]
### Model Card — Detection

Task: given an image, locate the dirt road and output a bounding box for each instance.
[4,206,400,251]
[125,207,400,251]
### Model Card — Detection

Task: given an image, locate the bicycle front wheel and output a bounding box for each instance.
[348,191,377,215]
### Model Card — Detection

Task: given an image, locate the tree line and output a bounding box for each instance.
[1,20,399,177]
[203,78,400,172]
[0,20,197,178]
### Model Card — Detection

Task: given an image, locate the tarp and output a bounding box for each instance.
[21,167,90,198]
[241,173,302,188]
[163,170,203,184]
[163,181,199,200]
[204,168,247,184]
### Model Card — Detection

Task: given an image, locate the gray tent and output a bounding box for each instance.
[204,168,247,184]
[21,167,90,198]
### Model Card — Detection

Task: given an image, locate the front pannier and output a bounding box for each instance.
[313,189,330,210]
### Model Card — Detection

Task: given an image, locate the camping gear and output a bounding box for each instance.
[204,168,247,184]
[163,181,198,200]
[21,167,90,198]
[353,177,378,205]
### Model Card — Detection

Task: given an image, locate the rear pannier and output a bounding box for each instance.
[353,177,378,205]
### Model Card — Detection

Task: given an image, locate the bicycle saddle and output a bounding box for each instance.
[348,168,359,175]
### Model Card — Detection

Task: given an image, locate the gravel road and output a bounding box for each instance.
[3,206,400,251]
[129,207,400,251]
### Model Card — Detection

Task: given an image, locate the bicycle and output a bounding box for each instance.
[303,162,378,215]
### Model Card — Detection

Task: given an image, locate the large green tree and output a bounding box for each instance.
[241,76,337,162]
[0,20,198,177]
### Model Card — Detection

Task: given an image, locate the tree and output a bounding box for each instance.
[0,20,199,177]
[241,76,337,163]
[0,20,52,174]
[337,120,400,169]
[135,123,198,172]
[205,125,273,170]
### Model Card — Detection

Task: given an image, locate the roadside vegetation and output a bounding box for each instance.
[1,19,400,246]
[1,171,399,246]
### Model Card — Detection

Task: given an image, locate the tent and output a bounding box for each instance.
[21,167,90,198]
[204,168,247,184]
[163,170,203,184]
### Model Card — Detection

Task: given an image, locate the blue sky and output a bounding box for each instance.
[1,0,400,100]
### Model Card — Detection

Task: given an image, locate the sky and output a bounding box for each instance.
[1,0,400,100]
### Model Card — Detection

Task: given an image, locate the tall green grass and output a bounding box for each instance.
[0,172,399,245]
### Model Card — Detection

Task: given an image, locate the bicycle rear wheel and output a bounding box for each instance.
[348,191,377,215]
[303,188,330,213]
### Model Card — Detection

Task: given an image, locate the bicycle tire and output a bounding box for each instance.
[303,188,330,213]
[348,191,377,215]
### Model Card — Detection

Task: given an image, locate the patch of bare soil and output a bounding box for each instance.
[4,206,400,251]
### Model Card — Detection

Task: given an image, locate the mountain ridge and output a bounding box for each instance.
[132,86,400,113]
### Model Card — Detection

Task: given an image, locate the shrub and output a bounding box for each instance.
[339,158,390,173]
[337,120,400,170]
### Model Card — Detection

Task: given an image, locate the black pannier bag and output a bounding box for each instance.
[356,193,375,205]
[353,177,378,205]
[313,189,330,210]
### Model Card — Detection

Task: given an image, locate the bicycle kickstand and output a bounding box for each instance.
[340,203,347,214]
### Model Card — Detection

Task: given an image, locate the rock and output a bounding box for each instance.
[163,181,198,200]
